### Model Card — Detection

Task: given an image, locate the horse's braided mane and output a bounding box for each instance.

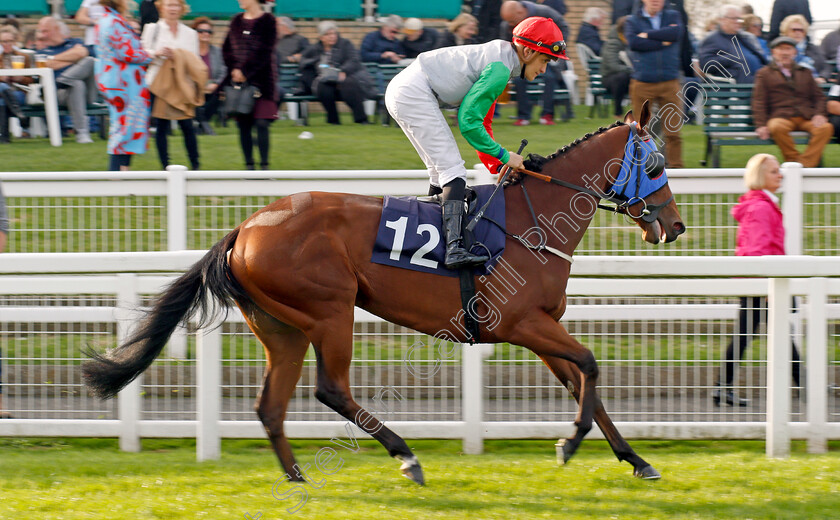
[508,120,626,186]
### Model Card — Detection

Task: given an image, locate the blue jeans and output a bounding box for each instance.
[0,83,25,106]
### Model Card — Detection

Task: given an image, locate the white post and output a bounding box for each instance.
[806,278,828,454]
[196,317,222,461]
[780,162,803,256]
[166,165,188,251]
[462,343,494,455]
[116,274,142,452]
[766,277,791,458]
[41,69,62,147]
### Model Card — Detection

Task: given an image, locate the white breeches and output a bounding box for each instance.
[384,61,467,188]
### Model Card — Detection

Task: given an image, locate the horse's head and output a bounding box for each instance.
[605,101,685,244]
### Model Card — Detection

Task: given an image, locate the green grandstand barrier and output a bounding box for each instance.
[0,0,49,15]
[64,0,83,15]
[376,0,461,19]
[182,0,245,18]
[274,0,361,19]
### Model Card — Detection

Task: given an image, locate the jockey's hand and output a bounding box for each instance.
[505,152,524,172]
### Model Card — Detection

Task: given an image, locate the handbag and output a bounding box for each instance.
[223,81,260,116]
[317,64,341,84]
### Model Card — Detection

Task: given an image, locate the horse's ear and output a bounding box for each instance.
[638,100,652,128]
[623,109,634,124]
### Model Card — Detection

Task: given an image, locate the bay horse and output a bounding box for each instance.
[83,104,684,485]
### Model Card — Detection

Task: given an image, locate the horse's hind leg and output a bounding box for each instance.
[243,307,310,481]
[539,356,661,479]
[308,313,425,485]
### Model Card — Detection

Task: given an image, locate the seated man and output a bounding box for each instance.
[360,15,405,64]
[752,36,834,167]
[577,7,606,55]
[699,4,767,83]
[401,18,439,60]
[36,16,95,144]
[500,0,572,125]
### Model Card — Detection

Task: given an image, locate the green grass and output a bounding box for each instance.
[4,103,840,172]
[0,438,838,519]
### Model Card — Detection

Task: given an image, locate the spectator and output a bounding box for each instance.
[95,0,153,171]
[625,0,684,168]
[741,3,753,15]
[713,153,801,407]
[818,20,839,63]
[534,0,566,15]
[780,14,827,80]
[75,0,106,56]
[299,21,374,126]
[437,13,479,48]
[0,25,32,143]
[141,0,201,171]
[500,0,572,125]
[222,0,278,170]
[828,79,840,143]
[768,0,810,41]
[193,17,226,136]
[140,0,159,30]
[577,7,606,55]
[752,36,833,167]
[742,14,770,59]
[475,0,502,43]
[613,0,634,24]
[401,18,439,60]
[275,16,309,65]
[360,15,405,64]
[698,4,767,84]
[22,29,36,50]
[37,16,96,144]
[600,16,633,119]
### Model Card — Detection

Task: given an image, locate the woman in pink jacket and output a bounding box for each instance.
[714,153,801,406]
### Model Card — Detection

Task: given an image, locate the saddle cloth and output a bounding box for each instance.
[371,184,506,277]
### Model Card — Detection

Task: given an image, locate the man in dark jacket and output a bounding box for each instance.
[577,7,606,55]
[752,36,833,167]
[625,0,684,167]
[360,15,405,64]
[768,0,811,41]
[401,18,439,59]
[698,4,767,83]
[500,0,572,125]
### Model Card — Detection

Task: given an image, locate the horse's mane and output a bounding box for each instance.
[510,121,626,186]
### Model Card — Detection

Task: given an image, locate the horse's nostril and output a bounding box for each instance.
[673,222,686,235]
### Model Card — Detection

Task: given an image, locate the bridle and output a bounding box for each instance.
[504,123,673,263]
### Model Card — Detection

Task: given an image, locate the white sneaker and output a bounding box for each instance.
[76,131,93,144]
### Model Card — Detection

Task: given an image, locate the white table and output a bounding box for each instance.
[0,67,62,147]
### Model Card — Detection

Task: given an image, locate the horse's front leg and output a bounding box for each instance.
[506,315,599,464]
[538,356,661,479]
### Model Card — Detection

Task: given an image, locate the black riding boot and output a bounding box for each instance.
[441,178,489,269]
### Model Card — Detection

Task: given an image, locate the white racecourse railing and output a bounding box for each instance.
[0,253,838,461]
[1,164,839,255]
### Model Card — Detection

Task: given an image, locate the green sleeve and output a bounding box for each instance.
[458,61,511,165]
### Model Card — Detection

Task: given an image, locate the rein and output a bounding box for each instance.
[501,125,673,264]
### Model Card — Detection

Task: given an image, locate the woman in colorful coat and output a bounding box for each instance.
[94,0,153,171]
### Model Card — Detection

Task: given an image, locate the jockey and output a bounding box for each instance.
[385,17,568,269]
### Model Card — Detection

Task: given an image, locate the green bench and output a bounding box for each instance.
[700,82,833,167]
[278,63,405,126]
[585,57,611,118]
[19,102,110,141]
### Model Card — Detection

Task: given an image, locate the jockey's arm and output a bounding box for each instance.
[458,62,512,171]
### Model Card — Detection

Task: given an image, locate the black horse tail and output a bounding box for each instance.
[83,228,250,399]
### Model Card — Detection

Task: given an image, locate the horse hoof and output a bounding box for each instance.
[555,439,576,465]
[397,454,425,486]
[634,465,661,480]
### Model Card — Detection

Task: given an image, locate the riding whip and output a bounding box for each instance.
[466,139,528,232]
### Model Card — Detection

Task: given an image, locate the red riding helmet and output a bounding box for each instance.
[512,16,568,60]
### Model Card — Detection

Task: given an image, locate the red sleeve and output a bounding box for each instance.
[476,101,505,174]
